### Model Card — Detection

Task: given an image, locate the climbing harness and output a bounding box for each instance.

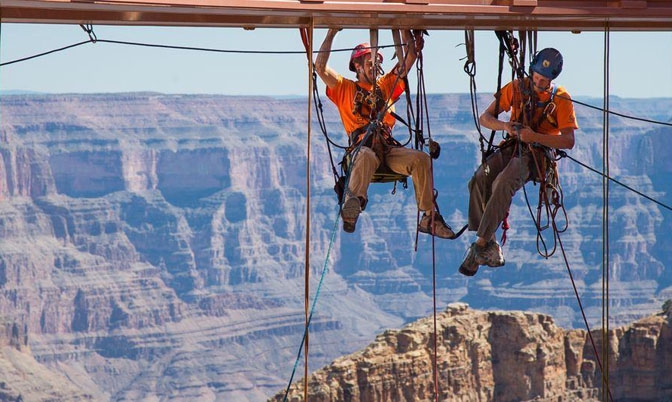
[480,30,526,162]
[520,140,568,257]
[510,79,569,256]
[463,29,486,156]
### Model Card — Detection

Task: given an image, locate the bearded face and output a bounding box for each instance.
[354,54,383,84]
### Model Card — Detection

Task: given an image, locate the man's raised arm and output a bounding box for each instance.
[315,28,342,88]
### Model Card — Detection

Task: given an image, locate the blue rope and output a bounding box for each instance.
[281,205,341,401]
[281,125,376,400]
[281,84,386,400]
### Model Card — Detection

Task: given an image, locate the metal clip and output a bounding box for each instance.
[79,23,97,43]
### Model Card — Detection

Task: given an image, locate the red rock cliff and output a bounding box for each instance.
[275,303,672,402]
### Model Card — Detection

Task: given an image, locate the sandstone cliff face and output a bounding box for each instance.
[275,304,672,402]
[0,322,94,401]
[0,93,670,400]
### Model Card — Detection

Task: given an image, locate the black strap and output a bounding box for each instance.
[484,31,507,163]
[353,82,386,123]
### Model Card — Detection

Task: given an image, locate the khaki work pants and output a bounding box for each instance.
[467,147,532,241]
[347,146,434,212]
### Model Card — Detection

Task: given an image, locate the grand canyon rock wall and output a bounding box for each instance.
[0,93,670,400]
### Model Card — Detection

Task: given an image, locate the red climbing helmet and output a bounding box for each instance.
[349,43,383,72]
[530,48,563,80]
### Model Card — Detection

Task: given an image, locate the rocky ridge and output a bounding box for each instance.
[275,303,672,402]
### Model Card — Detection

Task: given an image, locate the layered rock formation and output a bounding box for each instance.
[0,93,670,400]
[275,303,672,402]
[0,322,94,401]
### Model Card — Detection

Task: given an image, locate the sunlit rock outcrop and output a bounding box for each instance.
[275,304,672,402]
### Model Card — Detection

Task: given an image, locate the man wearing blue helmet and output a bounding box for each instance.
[459,47,579,276]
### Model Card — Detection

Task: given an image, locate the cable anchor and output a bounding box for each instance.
[79,23,97,43]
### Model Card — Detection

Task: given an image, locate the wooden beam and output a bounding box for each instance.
[0,0,671,31]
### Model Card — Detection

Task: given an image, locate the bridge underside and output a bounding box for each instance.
[1,0,671,31]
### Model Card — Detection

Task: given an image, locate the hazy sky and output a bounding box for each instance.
[1,23,671,99]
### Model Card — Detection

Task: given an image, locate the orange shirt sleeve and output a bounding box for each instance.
[554,86,579,131]
[496,81,515,114]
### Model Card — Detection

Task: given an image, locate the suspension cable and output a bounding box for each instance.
[555,229,615,402]
[303,20,314,402]
[555,93,672,127]
[560,152,672,211]
[462,30,484,143]
[514,145,615,402]
[416,43,440,402]
[601,24,611,402]
[0,35,401,67]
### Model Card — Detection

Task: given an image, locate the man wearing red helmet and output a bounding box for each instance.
[315,28,456,238]
[459,47,579,276]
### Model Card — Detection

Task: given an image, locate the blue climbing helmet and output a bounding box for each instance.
[530,48,563,80]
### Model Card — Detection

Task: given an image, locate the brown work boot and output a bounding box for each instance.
[459,240,505,276]
[477,240,505,267]
[341,197,361,233]
[418,213,456,239]
[458,243,480,276]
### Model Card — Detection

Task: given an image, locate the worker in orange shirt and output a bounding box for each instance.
[315,29,456,238]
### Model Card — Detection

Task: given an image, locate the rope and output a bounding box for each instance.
[93,38,400,55]
[0,35,402,67]
[560,152,672,212]
[4,26,672,128]
[462,30,485,147]
[0,40,91,66]
[565,95,672,127]
[431,223,439,402]
[303,21,314,401]
[601,25,611,402]
[555,228,615,402]
[517,147,615,402]
[393,30,418,149]
[520,148,568,259]
[416,43,440,402]
[281,209,341,402]
[0,23,2,196]
[282,31,420,400]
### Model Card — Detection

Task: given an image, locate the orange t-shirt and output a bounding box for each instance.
[497,78,579,135]
[326,72,405,136]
